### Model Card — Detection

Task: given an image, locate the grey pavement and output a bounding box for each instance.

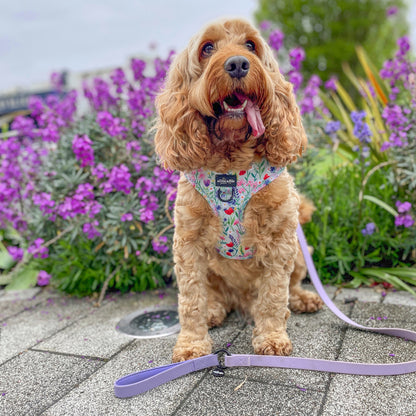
[1,284,416,416]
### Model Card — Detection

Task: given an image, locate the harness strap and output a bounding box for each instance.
[114,224,416,398]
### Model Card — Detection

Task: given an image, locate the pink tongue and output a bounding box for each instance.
[235,93,265,138]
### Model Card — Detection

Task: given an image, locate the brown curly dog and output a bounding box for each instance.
[154,18,323,363]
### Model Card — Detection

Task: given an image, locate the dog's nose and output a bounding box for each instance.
[224,56,250,79]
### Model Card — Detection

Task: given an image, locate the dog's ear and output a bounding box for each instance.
[154,48,211,172]
[260,39,307,167]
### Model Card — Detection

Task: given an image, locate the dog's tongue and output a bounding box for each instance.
[235,93,265,138]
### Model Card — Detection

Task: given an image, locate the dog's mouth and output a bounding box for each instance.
[213,92,265,138]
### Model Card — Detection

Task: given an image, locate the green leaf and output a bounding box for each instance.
[362,195,399,217]
[5,267,39,291]
[0,250,14,270]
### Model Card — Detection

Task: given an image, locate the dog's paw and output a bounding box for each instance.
[253,331,293,356]
[207,308,227,328]
[289,290,323,314]
[172,338,212,362]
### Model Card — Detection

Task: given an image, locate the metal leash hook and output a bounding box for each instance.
[212,349,231,377]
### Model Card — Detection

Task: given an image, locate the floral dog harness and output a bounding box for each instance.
[185,159,285,260]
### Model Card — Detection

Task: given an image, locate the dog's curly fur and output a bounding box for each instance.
[155,18,323,362]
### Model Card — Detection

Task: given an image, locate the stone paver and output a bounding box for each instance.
[0,285,415,416]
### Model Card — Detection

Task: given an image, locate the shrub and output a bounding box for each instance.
[1,54,179,296]
[1,21,415,297]
[255,0,409,87]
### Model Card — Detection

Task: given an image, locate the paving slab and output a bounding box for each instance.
[321,300,416,416]
[41,315,245,416]
[332,287,382,303]
[0,295,97,364]
[34,288,178,359]
[0,350,104,416]
[383,290,416,306]
[176,373,325,416]
[1,285,415,416]
[0,288,61,322]
[226,302,351,391]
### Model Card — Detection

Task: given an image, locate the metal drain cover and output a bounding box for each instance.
[116,305,180,338]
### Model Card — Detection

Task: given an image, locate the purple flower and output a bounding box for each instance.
[83,78,118,111]
[37,270,52,286]
[82,220,101,239]
[289,47,305,71]
[131,58,146,81]
[92,163,109,179]
[152,236,169,254]
[395,214,414,228]
[324,76,338,91]
[33,192,55,215]
[382,105,410,148]
[11,116,36,138]
[72,134,94,167]
[56,183,100,220]
[351,111,372,144]
[269,29,284,52]
[386,6,398,17]
[110,68,127,94]
[7,246,24,262]
[288,71,303,92]
[96,111,128,138]
[361,222,376,236]
[325,120,341,142]
[300,75,323,115]
[396,200,412,213]
[28,238,49,259]
[397,36,410,56]
[101,164,133,194]
[51,72,65,92]
[259,20,271,31]
[121,213,133,222]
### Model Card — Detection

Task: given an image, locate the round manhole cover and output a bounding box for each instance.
[116,306,180,338]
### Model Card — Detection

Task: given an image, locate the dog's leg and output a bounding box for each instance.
[206,272,232,328]
[250,258,293,356]
[173,252,213,362]
[289,243,323,313]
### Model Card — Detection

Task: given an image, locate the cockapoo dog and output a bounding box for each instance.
[155,18,323,363]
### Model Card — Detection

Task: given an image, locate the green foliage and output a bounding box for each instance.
[298,161,416,288]
[38,236,167,297]
[255,0,408,85]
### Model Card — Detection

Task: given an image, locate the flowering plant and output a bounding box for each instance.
[1,54,179,296]
[1,19,415,297]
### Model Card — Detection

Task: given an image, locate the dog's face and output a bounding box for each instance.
[155,18,306,172]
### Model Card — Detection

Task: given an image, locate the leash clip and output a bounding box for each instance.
[212,349,231,377]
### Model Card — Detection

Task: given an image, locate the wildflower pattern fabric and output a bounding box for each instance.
[185,159,285,260]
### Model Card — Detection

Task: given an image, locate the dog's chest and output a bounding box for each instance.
[185,159,284,259]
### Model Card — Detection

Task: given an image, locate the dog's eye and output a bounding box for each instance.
[245,40,256,52]
[201,42,214,58]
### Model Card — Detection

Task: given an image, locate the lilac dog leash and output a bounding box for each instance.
[114,224,416,398]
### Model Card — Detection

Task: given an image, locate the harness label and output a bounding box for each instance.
[215,174,237,188]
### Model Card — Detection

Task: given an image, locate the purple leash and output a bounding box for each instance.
[114,224,416,398]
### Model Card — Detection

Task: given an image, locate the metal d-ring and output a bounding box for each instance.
[212,349,231,377]
[217,187,235,203]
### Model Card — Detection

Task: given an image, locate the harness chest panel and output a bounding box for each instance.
[185,159,284,260]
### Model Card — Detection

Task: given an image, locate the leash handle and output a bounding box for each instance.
[114,354,219,398]
[114,224,416,398]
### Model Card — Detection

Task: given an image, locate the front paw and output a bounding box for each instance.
[172,336,212,362]
[289,290,323,314]
[253,331,293,356]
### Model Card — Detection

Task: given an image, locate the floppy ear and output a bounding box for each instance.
[260,39,307,167]
[154,48,212,172]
